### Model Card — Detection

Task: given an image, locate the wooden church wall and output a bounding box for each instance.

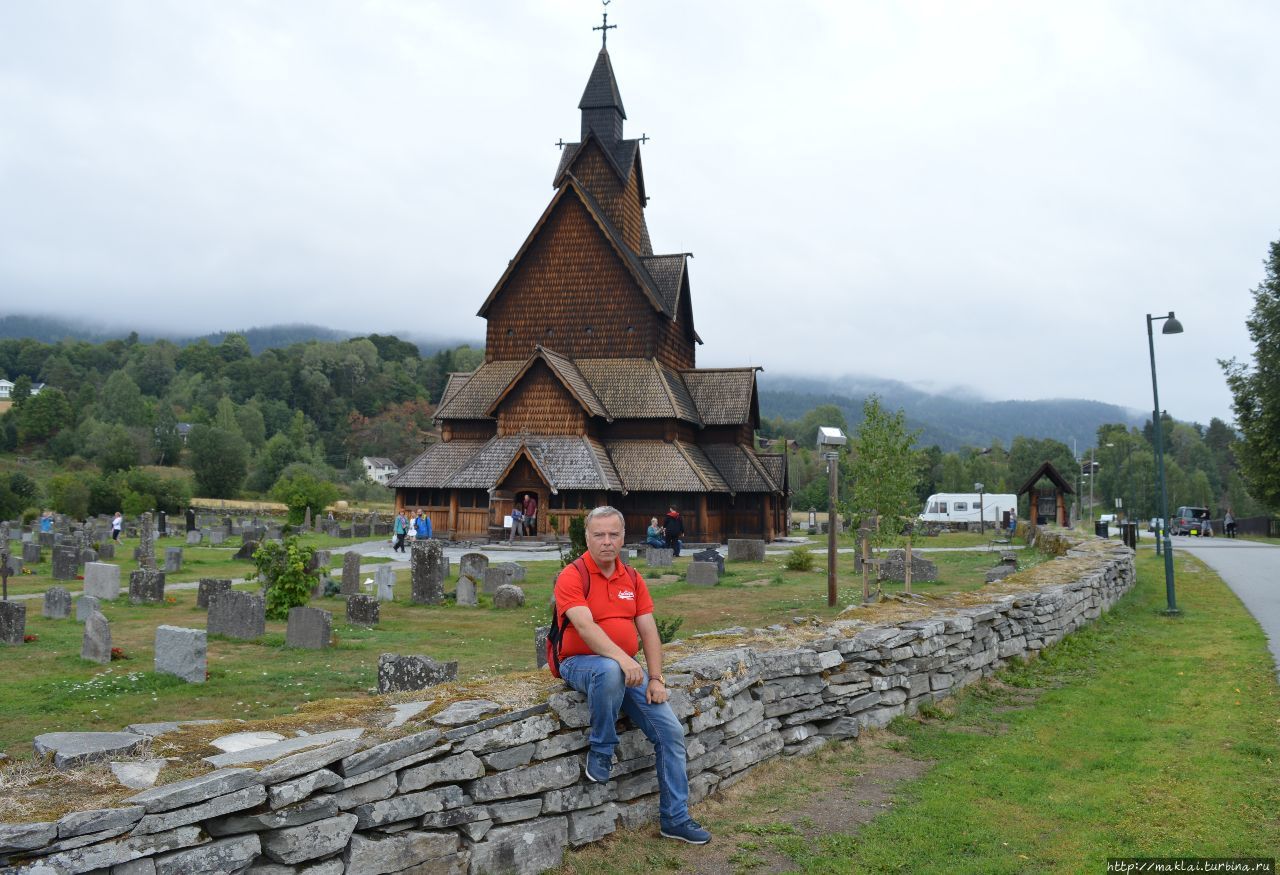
[495,361,586,435]
[485,196,658,361]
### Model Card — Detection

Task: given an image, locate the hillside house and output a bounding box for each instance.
[363,457,400,486]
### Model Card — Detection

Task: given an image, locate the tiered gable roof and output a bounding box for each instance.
[606,440,730,493]
[682,368,760,426]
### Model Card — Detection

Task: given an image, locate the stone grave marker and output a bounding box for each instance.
[83,562,121,600]
[96,541,115,560]
[79,548,97,565]
[197,578,233,609]
[692,547,725,576]
[727,539,766,562]
[51,546,79,580]
[456,575,478,607]
[81,611,111,664]
[377,653,458,694]
[493,583,525,609]
[411,540,446,604]
[234,539,259,560]
[685,562,719,587]
[346,594,380,627]
[876,550,938,582]
[645,547,673,567]
[482,565,514,595]
[164,547,183,573]
[286,606,332,649]
[985,565,1017,583]
[38,531,54,548]
[352,523,371,539]
[266,524,283,540]
[207,590,266,640]
[338,525,352,539]
[43,586,72,619]
[0,601,25,645]
[76,595,100,623]
[154,626,206,683]
[459,552,489,581]
[308,549,331,573]
[302,506,312,531]
[6,554,22,576]
[209,529,226,546]
[534,626,550,669]
[128,568,165,603]
[22,543,41,564]
[498,561,527,582]
[138,512,155,569]
[341,552,361,595]
[375,565,395,601]
[185,530,202,546]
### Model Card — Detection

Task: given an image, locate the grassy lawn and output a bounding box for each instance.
[794,529,1022,550]
[556,549,1280,873]
[0,542,1020,759]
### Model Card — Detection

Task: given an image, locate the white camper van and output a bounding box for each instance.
[919,493,1017,525]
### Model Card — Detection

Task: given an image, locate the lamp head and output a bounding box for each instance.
[1162,311,1184,335]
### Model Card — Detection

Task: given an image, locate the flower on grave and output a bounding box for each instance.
[110,647,129,661]
[165,597,176,604]
[23,634,38,643]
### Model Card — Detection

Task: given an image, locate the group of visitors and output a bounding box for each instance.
[645,506,685,556]
[511,493,538,537]
[392,510,433,552]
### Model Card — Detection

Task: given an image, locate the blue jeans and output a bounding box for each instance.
[559,654,692,829]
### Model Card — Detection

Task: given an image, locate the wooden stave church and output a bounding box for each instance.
[390,41,788,543]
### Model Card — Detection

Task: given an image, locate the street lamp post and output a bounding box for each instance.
[1147,311,1184,614]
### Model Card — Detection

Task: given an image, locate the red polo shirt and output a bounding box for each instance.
[554,552,654,660]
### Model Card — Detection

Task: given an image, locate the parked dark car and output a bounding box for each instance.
[1171,506,1210,536]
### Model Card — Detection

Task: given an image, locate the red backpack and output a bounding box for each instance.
[546,556,639,678]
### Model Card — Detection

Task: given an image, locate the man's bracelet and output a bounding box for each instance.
[649,675,665,686]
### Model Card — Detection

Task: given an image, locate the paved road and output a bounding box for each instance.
[1177,537,1280,676]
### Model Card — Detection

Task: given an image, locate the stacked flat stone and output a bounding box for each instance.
[1,535,1135,875]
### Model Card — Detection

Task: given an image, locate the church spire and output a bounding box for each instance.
[578,35,626,145]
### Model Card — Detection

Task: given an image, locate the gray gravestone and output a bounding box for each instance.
[96,541,115,560]
[79,548,97,564]
[83,563,121,600]
[492,584,525,609]
[483,566,515,595]
[341,552,361,595]
[209,529,226,546]
[692,547,725,576]
[22,543,41,564]
[52,546,78,580]
[498,561,526,582]
[302,506,312,531]
[43,586,72,619]
[377,653,457,694]
[234,539,259,560]
[456,576,478,607]
[0,601,25,645]
[985,565,1017,583]
[686,562,719,587]
[81,611,111,664]
[346,594,379,627]
[6,554,22,576]
[352,523,371,539]
[286,606,332,649]
[207,590,265,640]
[411,540,446,605]
[186,530,202,546]
[138,512,155,569]
[309,549,331,572]
[164,547,183,573]
[645,547,673,567]
[459,552,489,581]
[876,550,938,582]
[39,531,54,547]
[154,626,206,683]
[534,626,550,669]
[727,539,767,562]
[196,578,232,609]
[375,565,395,602]
[128,569,165,603]
[76,595,100,623]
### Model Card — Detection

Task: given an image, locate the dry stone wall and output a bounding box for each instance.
[0,535,1134,875]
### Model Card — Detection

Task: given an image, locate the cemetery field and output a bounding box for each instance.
[557,550,1280,873]
[0,545,1024,759]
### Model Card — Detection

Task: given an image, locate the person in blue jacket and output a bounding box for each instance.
[415,512,432,541]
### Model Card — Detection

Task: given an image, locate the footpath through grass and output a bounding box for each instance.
[559,550,1280,873]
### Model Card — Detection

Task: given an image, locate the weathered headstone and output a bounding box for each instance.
[185,507,196,532]
[76,595,100,622]
[352,523,371,539]
[375,564,395,602]
[79,548,97,564]
[197,578,233,609]
[209,529,226,546]
[645,547,673,567]
[498,561,527,582]
[456,576,478,607]
[6,554,22,576]
[234,539,259,560]
[207,590,266,640]
[0,601,25,645]
[411,540,446,605]
[692,547,725,576]
[302,506,312,531]
[346,594,380,627]
[81,562,120,601]
[308,549,331,573]
[459,552,489,581]
[286,606,332,649]
[164,547,183,573]
[128,568,165,603]
[22,543,41,564]
[493,583,525,609]
[876,550,938,582]
[341,552,361,595]
[377,653,458,694]
[81,611,111,664]
[534,626,550,669]
[266,524,283,540]
[138,512,155,569]
[96,541,115,560]
[482,566,515,595]
[43,586,72,619]
[985,565,1017,583]
[52,546,78,580]
[154,626,206,683]
[686,562,719,587]
[186,530,202,546]
[727,539,767,562]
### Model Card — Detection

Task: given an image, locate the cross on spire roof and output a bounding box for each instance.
[593,10,616,48]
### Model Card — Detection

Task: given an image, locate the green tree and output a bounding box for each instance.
[1222,235,1280,510]
[15,387,72,444]
[9,375,32,405]
[846,396,921,540]
[214,396,242,435]
[270,468,340,525]
[47,473,91,518]
[100,371,148,426]
[152,405,183,466]
[251,537,319,621]
[86,421,140,473]
[187,425,249,498]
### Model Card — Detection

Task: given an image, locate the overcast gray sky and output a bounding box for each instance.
[2,1,1277,427]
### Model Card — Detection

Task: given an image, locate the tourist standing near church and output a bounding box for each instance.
[552,506,711,845]
[111,511,123,542]
[415,511,431,541]
[393,512,407,553]
[663,507,685,556]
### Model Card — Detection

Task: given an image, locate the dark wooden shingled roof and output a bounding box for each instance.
[682,368,760,426]
[553,135,641,193]
[484,347,610,421]
[579,48,626,117]
[605,440,730,493]
[1015,460,1076,496]
[574,358,702,425]
[639,254,688,316]
[756,453,789,494]
[432,360,525,421]
[701,443,779,494]
[389,440,487,488]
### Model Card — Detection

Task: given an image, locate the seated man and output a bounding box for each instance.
[553,506,711,845]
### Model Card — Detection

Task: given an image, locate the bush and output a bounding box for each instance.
[655,615,684,644]
[784,545,816,571]
[47,473,90,519]
[251,536,319,620]
[271,468,340,525]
